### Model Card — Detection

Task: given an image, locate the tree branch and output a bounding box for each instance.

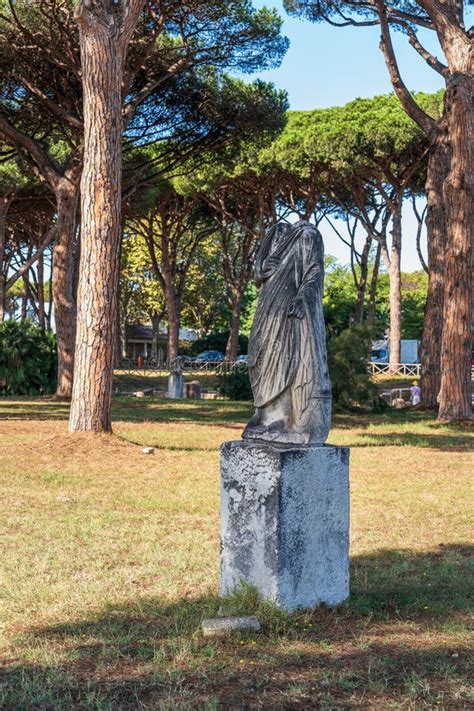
[375,0,437,137]
[0,115,61,189]
[6,222,58,291]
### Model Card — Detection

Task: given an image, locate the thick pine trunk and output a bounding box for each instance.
[69,25,124,432]
[419,139,449,408]
[387,197,402,370]
[438,73,473,420]
[225,298,243,361]
[53,181,79,398]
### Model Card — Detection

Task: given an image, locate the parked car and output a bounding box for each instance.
[191,350,225,366]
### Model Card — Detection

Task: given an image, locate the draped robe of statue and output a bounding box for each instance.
[243,220,332,445]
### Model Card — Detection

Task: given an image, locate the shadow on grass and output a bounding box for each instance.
[0,397,253,426]
[332,410,438,429]
[2,399,471,454]
[0,398,71,421]
[1,545,472,709]
[345,431,474,450]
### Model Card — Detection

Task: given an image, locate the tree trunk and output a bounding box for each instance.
[23,275,39,321]
[367,242,382,334]
[438,73,473,420]
[225,297,243,361]
[354,235,371,324]
[20,284,28,320]
[419,138,449,408]
[0,195,11,324]
[46,262,53,330]
[387,196,402,370]
[0,275,5,324]
[114,295,123,368]
[165,287,180,367]
[151,314,160,359]
[69,17,126,432]
[37,252,45,330]
[53,180,80,398]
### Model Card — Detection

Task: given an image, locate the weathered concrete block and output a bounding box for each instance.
[201,616,260,637]
[167,372,184,399]
[185,380,202,399]
[220,441,349,611]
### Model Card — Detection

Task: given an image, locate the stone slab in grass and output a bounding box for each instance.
[201,616,261,637]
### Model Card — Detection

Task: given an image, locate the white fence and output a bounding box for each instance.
[368,362,421,377]
[118,359,472,380]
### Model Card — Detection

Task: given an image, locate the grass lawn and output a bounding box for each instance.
[113,370,223,394]
[113,370,428,396]
[0,398,472,709]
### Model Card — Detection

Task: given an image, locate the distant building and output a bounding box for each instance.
[125,324,198,363]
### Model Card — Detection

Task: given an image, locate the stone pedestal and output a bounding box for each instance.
[167,372,184,399]
[185,380,202,399]
[220,441,349,611]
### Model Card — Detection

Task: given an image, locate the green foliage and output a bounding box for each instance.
[375,271,428,340]
[216,326,382,409]
[217,367,252,401]
[181,235,230,334]
[262,92,433,185]
[120,232,166,325]
[323,256,357,336]
[0,320,57,395]
[328,327,382,411]
[401,271,428,339]
[239,282,259,337]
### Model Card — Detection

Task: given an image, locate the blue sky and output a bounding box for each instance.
[249,1,448,271]
[252,0,444,109]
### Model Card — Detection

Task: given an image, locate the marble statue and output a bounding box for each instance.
[243,220,332,445]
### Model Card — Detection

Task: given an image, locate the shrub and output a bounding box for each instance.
[216,327,382,410]
[217,366,252,401]
[328,326,382,411]
[0,320,57,395]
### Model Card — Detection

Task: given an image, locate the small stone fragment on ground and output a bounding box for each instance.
[134,391,146,398]
[142,447,155,455]
[201,616,261,637]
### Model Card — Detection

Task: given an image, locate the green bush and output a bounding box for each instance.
[217,366,252,401]
[328,326,382,411]
[0,320,57,395]
[216,327,383,410]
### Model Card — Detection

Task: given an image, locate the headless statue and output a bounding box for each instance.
[243,220,332,446]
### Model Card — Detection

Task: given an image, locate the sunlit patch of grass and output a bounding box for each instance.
[0,397,472,708]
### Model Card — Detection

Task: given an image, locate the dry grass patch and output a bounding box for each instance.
[0,398,472,709]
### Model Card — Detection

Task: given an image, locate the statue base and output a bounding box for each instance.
[220,441,350,611]
[167,372,184,399]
